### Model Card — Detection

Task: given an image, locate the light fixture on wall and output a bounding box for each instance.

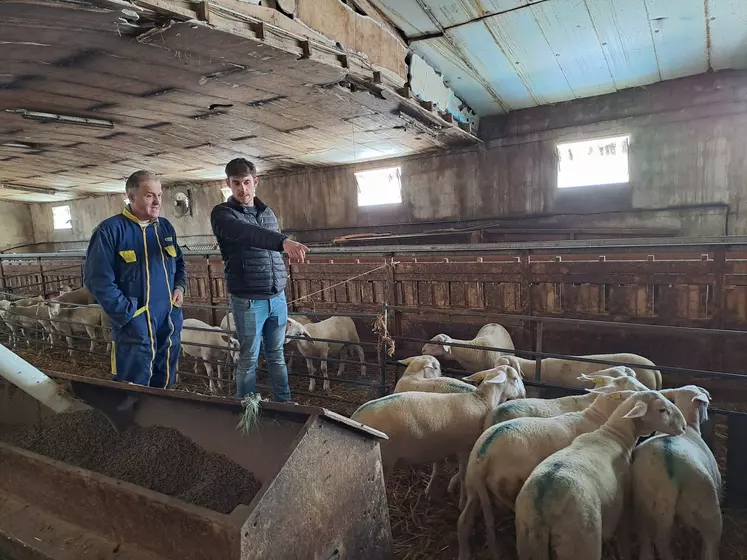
[5,109,114,129]
[172,189,192,218]
[0,183,62,195]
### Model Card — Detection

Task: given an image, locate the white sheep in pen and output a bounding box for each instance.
[421,323,514,373]
[393,354,477,497]
[285,316,366,392]
[48,302,111,357]
[458,374,648,560]
[498,352,662,390]
[351,364,526,508]
[632,385,720,560]
[514,390,686,560]
[1,302,59,347]
[484,366,638,429]
[181,318,240,393]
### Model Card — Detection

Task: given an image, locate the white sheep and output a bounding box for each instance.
[498,352,662,390]
[632,385,720,560]
[53,287,97,306]
[458,376,648,560]
[182,318,240,393]
[285,316,366,392]
[351,365,526,508]
[514,390,686,560]
[394,355,476,497]
[421,323,514,373]
[48,302,110,357]
[11,295,44,307]
[3,302,58,347]
[484,367,638,429]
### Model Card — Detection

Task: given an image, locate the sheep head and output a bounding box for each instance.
[421,333,452,357]
[398,355,442,378]
[620,390,687,437]
[285,318,313,345]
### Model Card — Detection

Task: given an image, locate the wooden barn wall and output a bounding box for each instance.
[25,70,747,248]
[3,247,747,388]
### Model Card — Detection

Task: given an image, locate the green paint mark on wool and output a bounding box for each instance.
[478,420,519,458]
[353,393,406,416]
[534,460,565,513]
[444,381,476,393]
[492,400,527,424]
[662,437,678,481]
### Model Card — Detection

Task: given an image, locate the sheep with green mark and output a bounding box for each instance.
[351,364,525,509]
[458,377,647,560]
[499,351,662,390]
[421,323,515,373]
[483,367,640,431]
[632,385,720,560]
[514,390,686,560]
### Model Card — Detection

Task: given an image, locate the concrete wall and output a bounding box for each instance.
[30,181,226,247]
[0,202,34,251]
[27,70,747,245]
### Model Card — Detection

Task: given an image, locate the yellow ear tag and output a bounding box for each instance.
[593,378,606,388]
[608,392,624,401]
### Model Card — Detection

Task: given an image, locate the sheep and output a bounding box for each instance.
[514,390,686,560]
[351,364,526,508]
[1,302,58,347]
[421,323,514,373]
[0,301,37,347]
[632,385,720,560]
[48,302,109,357]
[53,287,97,306]
[394,355,476,497]
[182,318,240,393]
[285,316,366,392]
[458,376,649,560]
[498,352,662,390]
[11,295,44,307]
[484,367,638,429]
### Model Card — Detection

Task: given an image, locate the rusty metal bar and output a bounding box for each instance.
[534,320,543,381]
[378,303,388,397]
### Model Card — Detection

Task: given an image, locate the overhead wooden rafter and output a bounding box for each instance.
[0,0,479,202]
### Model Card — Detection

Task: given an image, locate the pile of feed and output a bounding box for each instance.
[2,410,261,514]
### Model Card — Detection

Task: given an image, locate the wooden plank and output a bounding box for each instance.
[644,0,709,81]
[707,0,747,71]
[530,0,616,99]
[585,0,660,89]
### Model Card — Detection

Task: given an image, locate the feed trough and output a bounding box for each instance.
[0,370,392,560]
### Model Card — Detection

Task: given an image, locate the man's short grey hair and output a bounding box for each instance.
[125,170,159,198]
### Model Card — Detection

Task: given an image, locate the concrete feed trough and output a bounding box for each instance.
[0,374,392,560]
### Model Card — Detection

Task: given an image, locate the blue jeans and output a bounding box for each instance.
[230,292,291,402]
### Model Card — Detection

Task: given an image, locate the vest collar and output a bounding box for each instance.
[227,196,268,214]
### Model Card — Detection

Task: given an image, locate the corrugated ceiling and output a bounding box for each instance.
[370,0,747,116]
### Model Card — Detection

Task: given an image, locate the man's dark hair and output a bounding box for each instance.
[125,170,159,198]
[225,158,257,178]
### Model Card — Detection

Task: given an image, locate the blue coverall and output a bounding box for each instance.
[84,207,186,388]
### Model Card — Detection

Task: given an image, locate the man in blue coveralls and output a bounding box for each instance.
[84,170,186,388]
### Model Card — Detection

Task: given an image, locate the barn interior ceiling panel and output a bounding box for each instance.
[369,0,747,116]
[0,0,478,202]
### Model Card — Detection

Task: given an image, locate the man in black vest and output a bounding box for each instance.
[210,158,309,401]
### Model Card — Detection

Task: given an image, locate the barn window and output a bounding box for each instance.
[556,135,630,188]
[355,166,402,206]
[52,205,72,230]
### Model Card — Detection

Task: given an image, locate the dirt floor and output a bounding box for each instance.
[7,334,747,559]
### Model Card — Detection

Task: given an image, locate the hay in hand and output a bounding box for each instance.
[236,393,262,435]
